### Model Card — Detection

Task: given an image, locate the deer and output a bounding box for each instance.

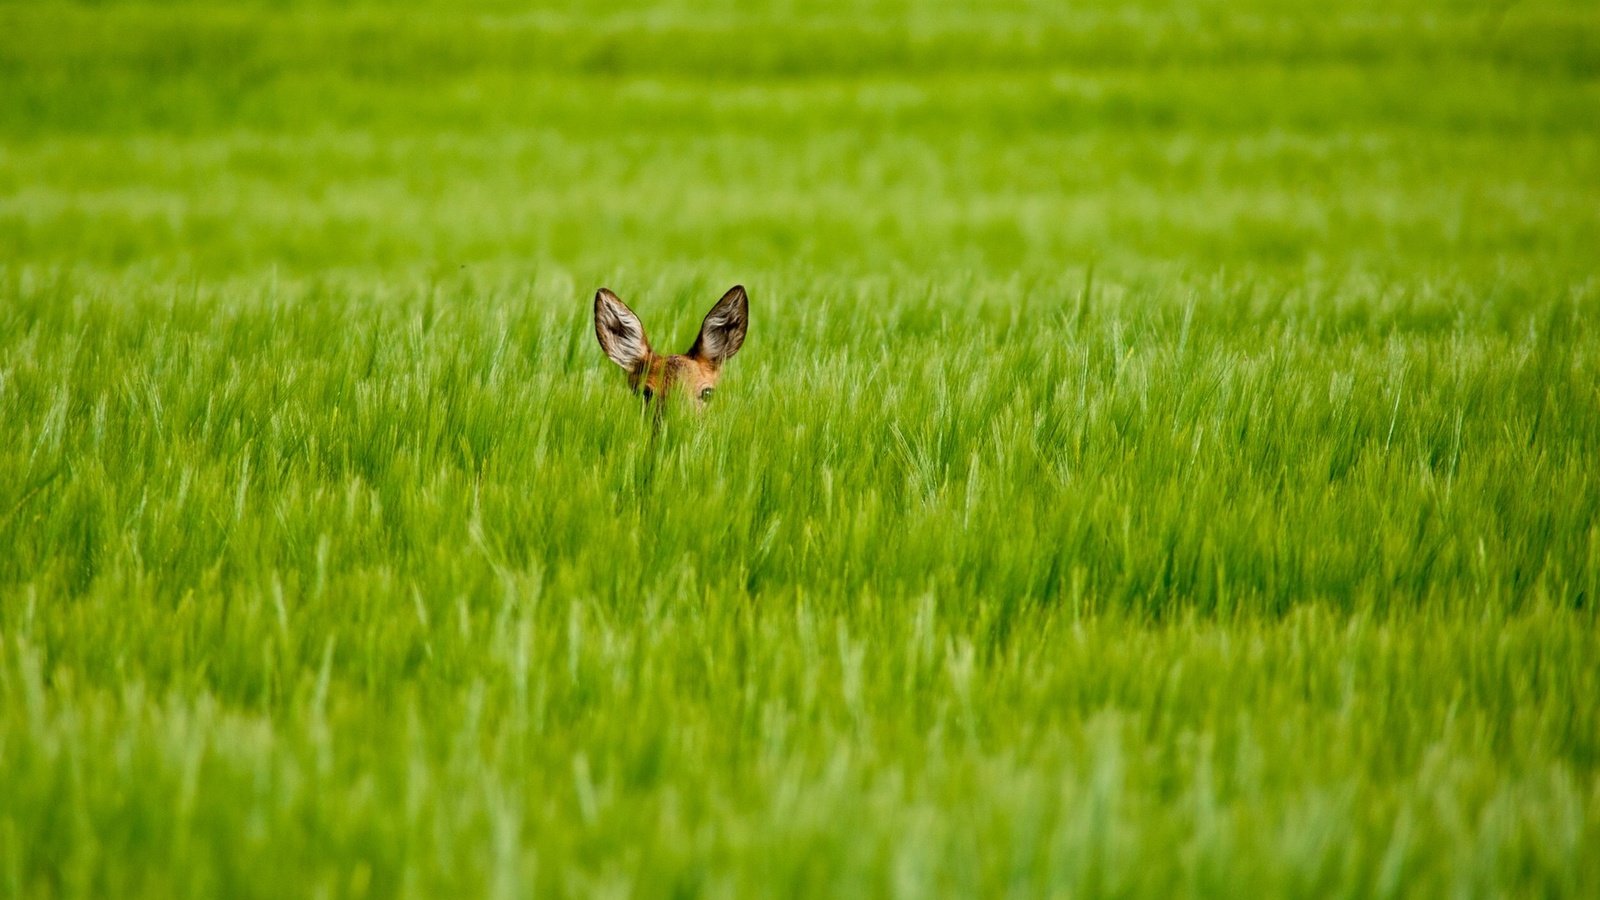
[593,285,749,408]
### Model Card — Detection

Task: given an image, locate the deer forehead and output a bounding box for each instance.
[631,354,718,390]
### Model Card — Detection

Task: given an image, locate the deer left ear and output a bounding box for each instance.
[594,288,653,372]
[688,285,749,365]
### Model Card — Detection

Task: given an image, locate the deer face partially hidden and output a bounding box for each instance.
[594,285,749,408]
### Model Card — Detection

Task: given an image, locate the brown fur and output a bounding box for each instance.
[595,286,749,408]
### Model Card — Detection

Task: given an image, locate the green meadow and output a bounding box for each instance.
[3,0,1599,896]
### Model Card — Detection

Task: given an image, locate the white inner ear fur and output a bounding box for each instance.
[699,310,738,359]
[595,291,651,370]
[693,288,748,363]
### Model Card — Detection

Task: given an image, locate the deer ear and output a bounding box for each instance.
[594,288,652,371]
[688,285,749,365]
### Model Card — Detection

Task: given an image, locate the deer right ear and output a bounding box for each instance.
[688,285,749,365]
[594,288,652,372]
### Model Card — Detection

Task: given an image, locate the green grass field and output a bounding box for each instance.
[3,0,1599,896]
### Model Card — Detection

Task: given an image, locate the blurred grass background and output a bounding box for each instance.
[3,0,1596,282]
[2,0,1599,897]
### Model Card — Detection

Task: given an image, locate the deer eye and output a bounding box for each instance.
[699,387,714,402]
